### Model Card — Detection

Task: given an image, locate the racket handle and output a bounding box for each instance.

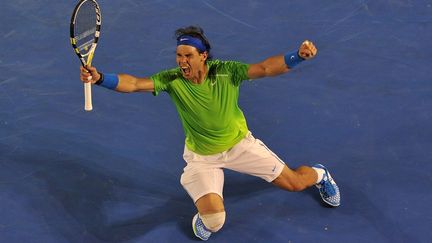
[84,82,93,111]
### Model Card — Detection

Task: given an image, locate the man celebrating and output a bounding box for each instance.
[80,26,340,241]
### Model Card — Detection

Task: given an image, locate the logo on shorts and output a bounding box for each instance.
[272,164,276,172]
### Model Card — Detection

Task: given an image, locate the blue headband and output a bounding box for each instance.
[177,35,207,52]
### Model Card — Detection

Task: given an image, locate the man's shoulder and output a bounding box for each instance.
[208,59,244,65]
[208,59,248,71]
[151,67,182,82]
[155,66,182,76]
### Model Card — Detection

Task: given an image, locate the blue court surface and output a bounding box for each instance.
[1,0,432,242]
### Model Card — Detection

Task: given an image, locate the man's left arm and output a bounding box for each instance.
[247,40,317,79]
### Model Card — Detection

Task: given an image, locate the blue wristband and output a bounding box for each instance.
[97,73,118,90]
[284,51,305,68]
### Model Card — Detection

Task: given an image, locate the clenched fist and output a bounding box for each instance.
[298,40,317,60]
[80,65,101,84]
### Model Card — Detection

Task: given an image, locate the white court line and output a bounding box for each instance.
[202,0,257,29]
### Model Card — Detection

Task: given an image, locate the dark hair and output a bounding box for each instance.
[175,25,212,60]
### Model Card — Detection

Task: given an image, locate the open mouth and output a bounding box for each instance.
[181,66,191,76]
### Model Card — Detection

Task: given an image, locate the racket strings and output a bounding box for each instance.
[74,1,98,52]
[78,39,96,52]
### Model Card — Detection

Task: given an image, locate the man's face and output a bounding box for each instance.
[176,45,207,80]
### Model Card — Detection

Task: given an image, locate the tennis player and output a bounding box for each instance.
[80,26,340,241]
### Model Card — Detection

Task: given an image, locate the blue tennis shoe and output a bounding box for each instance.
[192,213,212,241]
[313,164,341,207]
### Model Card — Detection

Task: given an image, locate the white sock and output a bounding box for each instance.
[313,167,325,184]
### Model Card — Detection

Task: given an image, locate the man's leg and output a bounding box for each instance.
[195,193,225,215]
[180,145,227,240]
[271,165,317,191]
[222,132,340,206]
[192,193,226,241]
[195,193,226,231]
[272,164,341,206]
[223,132,319,192]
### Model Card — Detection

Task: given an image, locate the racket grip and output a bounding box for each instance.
[84,82,93,111]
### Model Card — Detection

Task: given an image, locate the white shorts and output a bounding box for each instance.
[180,132,286,203]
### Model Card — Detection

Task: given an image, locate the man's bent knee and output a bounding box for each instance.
[200,211,226,232]
[195,193,225,214]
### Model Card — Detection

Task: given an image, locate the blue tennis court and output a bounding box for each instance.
[1,0,431,242]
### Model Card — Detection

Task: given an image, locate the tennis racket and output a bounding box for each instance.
[70,0,101,111]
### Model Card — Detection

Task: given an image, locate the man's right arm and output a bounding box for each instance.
[116,74,154,93]
[80,65,154,93]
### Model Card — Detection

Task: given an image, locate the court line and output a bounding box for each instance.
[202,0,257,29]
